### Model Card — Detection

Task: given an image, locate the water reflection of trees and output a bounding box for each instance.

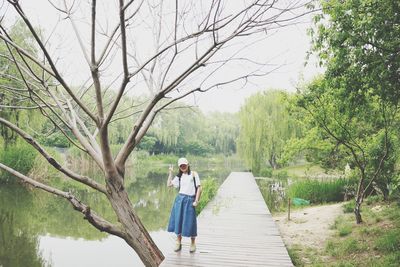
[2,154,241,236]
[0,185,107,242]
[0,211,49,267]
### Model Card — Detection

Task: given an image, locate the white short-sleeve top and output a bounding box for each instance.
[171,171,201,196]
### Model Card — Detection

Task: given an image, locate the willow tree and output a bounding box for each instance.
[206,112,239,155]
[148,108,238,155]
[238,90,301,174]
[0,1,312,266]
[0,20,43,148]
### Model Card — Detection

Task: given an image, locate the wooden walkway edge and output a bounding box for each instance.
[161,172,293,267]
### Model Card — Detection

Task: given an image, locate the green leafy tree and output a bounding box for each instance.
[307,0,400,223]
[146,107,238,156]
[296,77,398,224]
[206,112,239,155]
[238,90,301,174]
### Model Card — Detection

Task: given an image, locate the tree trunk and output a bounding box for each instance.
[354,169,365,224]
[354,200,363,224]
[106,178,164,267]
[269,154,278,170]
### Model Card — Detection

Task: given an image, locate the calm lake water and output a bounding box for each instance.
[0,155,244,267]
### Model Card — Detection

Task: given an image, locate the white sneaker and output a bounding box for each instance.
[174,242,182,252]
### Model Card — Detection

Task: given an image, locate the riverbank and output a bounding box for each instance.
[273,200,400,266]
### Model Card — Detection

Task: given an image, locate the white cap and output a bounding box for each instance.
[177,157,189,166]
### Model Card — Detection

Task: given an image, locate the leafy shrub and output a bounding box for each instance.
[259,167,273,177]
[0,141,37,183]
[343,201,354,213]
[338,224,353,237]
[332,215,353,237]
[196,178,218,215]
[38,132,70,148]
[365,195,383,205]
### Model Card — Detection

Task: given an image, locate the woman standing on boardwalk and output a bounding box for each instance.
[167,157,202,253]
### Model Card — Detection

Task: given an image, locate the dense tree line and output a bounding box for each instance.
[142,109,238,156]
[34,101,239,156]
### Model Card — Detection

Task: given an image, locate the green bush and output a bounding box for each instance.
[259,167,273,177]
[365,195,383,205]
[196,178,218,216]
[331,215,353,236]
[338,224,353,237]
[38,132,70,148]
[288,178,351,204]
[343,201,355,213]
[0,141,37,183]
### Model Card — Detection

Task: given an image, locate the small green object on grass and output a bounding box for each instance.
[292,197,310,206]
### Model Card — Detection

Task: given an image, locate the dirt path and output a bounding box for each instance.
[273,203,344,249]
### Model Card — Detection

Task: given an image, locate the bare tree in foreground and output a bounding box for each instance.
[0,0,312,266]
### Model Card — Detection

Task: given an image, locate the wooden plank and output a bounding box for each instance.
[161,172,293,267]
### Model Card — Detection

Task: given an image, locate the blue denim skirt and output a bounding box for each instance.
[167,194,197,237]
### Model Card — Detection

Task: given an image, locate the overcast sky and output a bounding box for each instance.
[6,0,323,114]
[194,20,323,113]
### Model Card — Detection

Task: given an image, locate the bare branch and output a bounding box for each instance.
[0,162,123,237]
[87,0,105,125]
[0,30,56,76]
[6,1,98,123]
[100,0,134,128]
[159,0,179,90]
[62,0,91,66]
[0,117,107,193]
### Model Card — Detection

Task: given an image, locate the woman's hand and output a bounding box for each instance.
[192,201,198,207]
[168,165,173,173]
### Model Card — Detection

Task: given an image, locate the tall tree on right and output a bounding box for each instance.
[305,0,400,223]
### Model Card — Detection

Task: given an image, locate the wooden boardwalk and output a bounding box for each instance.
[161,172,293,267]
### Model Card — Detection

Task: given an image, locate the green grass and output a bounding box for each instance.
[287,201,400,266]
[374,229,400,252]
[342,201,354,213]
[338,224,353,237]
[331,215,353,237]
[325,237,362,257]
[288,178,351,204]
[283,163,324,177]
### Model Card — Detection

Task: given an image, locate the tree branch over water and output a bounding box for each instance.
[0,0,315,265]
